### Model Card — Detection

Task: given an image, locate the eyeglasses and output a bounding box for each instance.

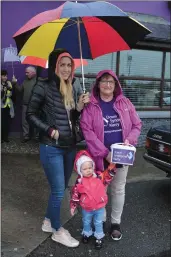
[100,80,115,86]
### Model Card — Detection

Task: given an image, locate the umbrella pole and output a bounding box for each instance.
[77,18,86,93]
[12,61,14,76]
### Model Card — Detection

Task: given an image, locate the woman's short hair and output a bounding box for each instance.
[94,72,118,96]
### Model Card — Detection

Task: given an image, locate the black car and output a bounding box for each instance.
[143,124,171,177]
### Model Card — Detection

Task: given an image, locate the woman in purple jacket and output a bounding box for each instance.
[80,70,142,241]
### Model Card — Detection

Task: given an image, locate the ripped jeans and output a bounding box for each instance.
[82,208,105,239]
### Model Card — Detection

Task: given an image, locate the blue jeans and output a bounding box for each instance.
[82,208,105,239]
[40,144,76,231]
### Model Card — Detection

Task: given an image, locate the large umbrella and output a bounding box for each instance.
[13,1,151,92]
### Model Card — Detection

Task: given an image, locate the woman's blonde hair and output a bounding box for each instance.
[55,53,75,110]
[59,76,75,110]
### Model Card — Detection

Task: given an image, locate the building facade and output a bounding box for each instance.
[1,1,171,145]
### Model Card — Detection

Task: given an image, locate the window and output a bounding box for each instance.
[119,49,163,78]
[76,49,170,110]
[79,77,96,92]
[162,82,171,106]
[165,53,170,79]
[118,49,171,110]
[75,53,117,74]
[121,80,161,108]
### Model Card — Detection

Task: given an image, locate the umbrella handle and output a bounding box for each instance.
[77,18,86,94]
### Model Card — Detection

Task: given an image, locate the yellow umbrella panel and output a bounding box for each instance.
[19,18,69,60]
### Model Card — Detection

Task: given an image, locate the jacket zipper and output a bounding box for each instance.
[92,102,105,170]
[81,197,86,203]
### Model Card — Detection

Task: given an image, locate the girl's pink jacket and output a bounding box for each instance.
[80,70,142,171]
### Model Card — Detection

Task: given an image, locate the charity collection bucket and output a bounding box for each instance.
[110,143,136,166]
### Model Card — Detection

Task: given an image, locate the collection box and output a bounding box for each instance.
[111,143,136,166]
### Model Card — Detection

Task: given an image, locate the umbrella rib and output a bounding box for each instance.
[48,17,108,24]
[60,22,77,30]
[48,18,77,24]
[49,20,104,23]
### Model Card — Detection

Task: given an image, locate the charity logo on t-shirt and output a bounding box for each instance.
[99,98,123,149]
[103,114,122,133]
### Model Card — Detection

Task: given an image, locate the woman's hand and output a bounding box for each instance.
[124,139,129,145]
[51,130,59,140]
[70,208,76,216]
[82,92,90,104]
[12,75,17,84]
[105,152,112,163]
[76,92,90,111]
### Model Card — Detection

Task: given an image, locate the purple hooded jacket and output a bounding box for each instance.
[80,70,142,171]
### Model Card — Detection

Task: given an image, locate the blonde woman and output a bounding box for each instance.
[26,49,89,248]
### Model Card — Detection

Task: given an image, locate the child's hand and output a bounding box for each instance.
[71,208,76,216]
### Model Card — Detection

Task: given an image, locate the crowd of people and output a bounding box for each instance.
[1,48,142,250]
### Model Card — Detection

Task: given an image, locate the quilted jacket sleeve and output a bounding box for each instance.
[26,81,50,134]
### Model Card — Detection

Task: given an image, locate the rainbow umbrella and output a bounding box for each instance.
[13,1,151,91]
[20,55,88,69]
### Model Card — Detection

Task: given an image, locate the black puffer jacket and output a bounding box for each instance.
[26,49,80,148]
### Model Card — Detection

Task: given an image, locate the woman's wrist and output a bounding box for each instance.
[48,127,54,137]
[54,130,59,140]
[76,102,84,112]
[105,152,111,163]
[48,128,57,138]
[51,130,56,138]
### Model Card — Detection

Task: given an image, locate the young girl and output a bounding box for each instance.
[70,150,116,249]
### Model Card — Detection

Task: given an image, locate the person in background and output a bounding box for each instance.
[1,70,15,143]
[72,77,83,103]
[26,48,90,248]
[80,70,142,241]
[70,150,116,249]
[12,66,38,143]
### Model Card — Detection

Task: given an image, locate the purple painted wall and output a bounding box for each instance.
[114,1,170,21]
[1,1,170,134]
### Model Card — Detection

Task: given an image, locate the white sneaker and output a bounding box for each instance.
[52,227,79,247]
[42,219,53,233]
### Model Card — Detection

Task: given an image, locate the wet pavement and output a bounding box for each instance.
[1,146,170,257]
[25,179,170,257]
[1,153,76,257]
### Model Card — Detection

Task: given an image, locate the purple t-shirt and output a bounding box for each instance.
[99,98,123,150]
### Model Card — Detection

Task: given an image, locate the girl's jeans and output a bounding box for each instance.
[40,144,76,231]
[82,208,105,239]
